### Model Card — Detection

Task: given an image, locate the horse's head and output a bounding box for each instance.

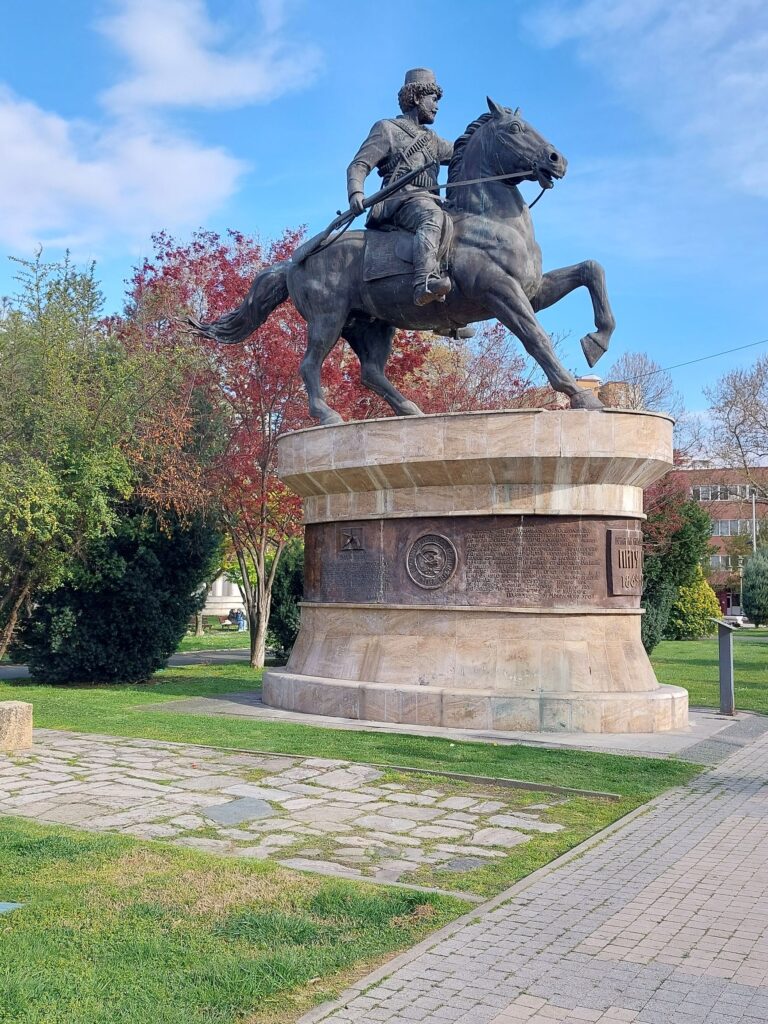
[450,98,567,193]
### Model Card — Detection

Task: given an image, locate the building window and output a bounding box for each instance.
[709,554,745,570]
[711,519,756,536]
[692,483,759,502]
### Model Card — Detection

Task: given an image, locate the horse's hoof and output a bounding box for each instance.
[570,390,604,411]
[399,401,424,417]
[317,410,344,426]
[581,332,607,368]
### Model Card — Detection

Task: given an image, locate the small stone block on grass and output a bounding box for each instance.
[0,902,24,914]
[0,701,33,752]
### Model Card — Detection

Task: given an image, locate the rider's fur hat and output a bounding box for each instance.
[403,68,439,88]
[398,68,443,112]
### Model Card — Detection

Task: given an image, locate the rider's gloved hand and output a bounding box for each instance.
[349,193,365,217]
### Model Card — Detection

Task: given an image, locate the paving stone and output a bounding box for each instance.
[123,823,180,839]
[204,798,275,825]
[384,793,438,806]
[175,837,232,853]
[355,813,423,833]
[471,827,532,848]
[37,802,107,824]
[435,844,505,858]
[220,783,295,801]
[167,813,207,829]
[442,857,488,872]
[439,797,479,810]
[174,775,243,791]
[411,825,477,840]
[292,804,362,824]
[280,857,363,878]
[312,767,384,789]
[367,804,444,821]
[218,828,260,840]
[488,814,565,834]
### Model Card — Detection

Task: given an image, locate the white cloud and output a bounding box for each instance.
[0,1,321,254]
[0,87,243,251]
[99,0,322,112]
[528,0,768,199]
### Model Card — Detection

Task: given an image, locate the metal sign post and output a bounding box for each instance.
[711,618,736,716]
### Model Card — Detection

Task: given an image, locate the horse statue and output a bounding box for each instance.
[190,98,616,426]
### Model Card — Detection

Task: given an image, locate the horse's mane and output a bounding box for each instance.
[448,111,494,182]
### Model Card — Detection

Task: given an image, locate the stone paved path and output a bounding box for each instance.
[0,729,576,899]
[299,731,768,1024]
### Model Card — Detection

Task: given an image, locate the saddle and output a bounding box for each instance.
[362,218,454,283]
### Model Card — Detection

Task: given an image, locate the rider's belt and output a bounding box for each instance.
[382,170,439,191]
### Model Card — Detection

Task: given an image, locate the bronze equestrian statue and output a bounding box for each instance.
[190,69,616,426]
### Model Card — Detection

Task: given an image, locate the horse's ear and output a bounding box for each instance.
[486,96,506,118]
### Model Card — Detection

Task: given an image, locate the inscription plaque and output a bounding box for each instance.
[465,521,603,605]
[609,529,644,596]
[322,552,389,603]
[406,534,457,589]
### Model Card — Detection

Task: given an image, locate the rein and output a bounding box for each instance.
[437,170,548,209]
[302,165,548,262]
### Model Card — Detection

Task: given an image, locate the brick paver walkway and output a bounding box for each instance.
[301,732,768,1024]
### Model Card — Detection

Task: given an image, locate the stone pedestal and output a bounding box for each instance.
[0,701,33,751]
[263,409,688,733]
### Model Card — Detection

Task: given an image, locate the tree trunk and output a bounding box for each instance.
[0,582,31,662]
[194,610,205,637]
[250,610,267,669]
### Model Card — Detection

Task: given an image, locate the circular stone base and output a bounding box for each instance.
[262,669,688,734]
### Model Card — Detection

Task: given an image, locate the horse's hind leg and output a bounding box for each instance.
[300,313,347,425]
[532,261,615,368]
[487,279,603,410]
[343,317,423,417]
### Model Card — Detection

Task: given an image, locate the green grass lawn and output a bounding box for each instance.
[0,656,709,1022]
[177,631,252,652]
[0,817,465,1024]
[0,664,698,799]
[651,630,768,714]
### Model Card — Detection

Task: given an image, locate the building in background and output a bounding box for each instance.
[677,466,768,617]
[202,574,245,619]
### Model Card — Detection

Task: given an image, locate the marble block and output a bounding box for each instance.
[0,701,33,751]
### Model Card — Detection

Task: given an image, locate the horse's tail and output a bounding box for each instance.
[186,261,290,344]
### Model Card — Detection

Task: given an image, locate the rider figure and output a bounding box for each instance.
[347,68,454,307]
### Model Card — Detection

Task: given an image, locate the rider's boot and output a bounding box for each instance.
[413,228,450,306]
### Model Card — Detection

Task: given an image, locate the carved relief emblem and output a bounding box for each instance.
[406,533,457,589]
[339,527,363,552]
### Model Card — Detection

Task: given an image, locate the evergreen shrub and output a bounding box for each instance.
[12,508,221,684]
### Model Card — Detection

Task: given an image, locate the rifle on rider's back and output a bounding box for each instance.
[293,162,438,265]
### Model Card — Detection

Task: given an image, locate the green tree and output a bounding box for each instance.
[742,549,768,627]
[0,254,204,658]
[665,565,720,639]
[12,507,222,684]
[641,474,713,653]
[267,539,304,654]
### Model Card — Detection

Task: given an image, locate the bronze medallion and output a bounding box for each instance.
[406,533,457,589]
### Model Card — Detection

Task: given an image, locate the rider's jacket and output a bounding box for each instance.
[347,116,454,219]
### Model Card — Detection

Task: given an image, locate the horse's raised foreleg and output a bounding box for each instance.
[300,313,347,425]
[487,280,603,410]
[532,261,615,368]
[343,318,423,417]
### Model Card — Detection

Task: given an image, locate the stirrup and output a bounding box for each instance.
[414,275,451,307]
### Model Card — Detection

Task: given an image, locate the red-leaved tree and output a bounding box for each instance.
[125,229,434,666]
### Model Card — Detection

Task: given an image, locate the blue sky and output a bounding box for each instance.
[2,0,767,411]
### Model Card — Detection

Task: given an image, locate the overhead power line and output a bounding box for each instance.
[627,337,768,381]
